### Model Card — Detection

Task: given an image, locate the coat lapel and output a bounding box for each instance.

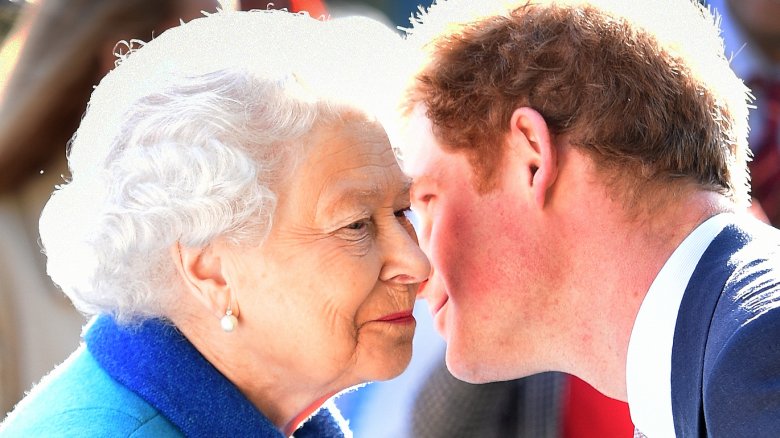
[86,315,346,438]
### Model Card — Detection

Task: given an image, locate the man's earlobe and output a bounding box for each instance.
[509,107,558,208]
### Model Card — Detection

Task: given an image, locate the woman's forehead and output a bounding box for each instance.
[283,119,408,216]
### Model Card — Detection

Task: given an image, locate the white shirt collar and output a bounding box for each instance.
[626,213,733,437]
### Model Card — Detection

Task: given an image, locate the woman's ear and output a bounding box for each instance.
[508,107,558,208]
[169,242,237,320]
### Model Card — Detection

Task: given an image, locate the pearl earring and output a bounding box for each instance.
[220,303,238,333]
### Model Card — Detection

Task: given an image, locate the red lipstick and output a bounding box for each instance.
[375,310,415,324]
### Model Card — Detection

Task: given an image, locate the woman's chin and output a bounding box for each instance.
[360,343,414,382]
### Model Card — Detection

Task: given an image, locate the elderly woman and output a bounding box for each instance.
[0,9,429,437]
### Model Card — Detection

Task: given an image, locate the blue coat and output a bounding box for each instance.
[672,218,780,437]
[0,316,348,437]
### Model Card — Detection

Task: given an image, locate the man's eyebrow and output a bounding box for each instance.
[409,174,433,191]
[411,173,432,185]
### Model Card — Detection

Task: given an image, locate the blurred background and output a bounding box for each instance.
[0,2,19,38]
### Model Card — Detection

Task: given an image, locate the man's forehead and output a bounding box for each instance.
[398,105,440,176]
[409,174,432,190]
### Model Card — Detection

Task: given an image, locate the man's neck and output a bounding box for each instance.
[558,189,733,400]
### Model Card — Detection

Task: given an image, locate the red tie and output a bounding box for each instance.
[748,77,780,227]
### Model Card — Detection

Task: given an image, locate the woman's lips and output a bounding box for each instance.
[375,310,416,324]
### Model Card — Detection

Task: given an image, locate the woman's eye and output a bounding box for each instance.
[344,219,370,231]
[340,218,373,243]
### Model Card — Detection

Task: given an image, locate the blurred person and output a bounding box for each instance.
[0,0,220,415]
[399,0,780,436]
[0,0,221,189]
[708,0,780,226]
[1,8,428,436]
[412,368,565,437]
[411,369,634,438]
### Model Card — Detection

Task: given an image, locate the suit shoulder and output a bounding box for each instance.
[716,225,780,332]
[0,346,181,437]
[703,300,780,436]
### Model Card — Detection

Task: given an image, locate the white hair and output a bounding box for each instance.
[39,9,406,322]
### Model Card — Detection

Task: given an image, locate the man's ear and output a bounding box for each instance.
[508,107,558,208]
[169,242,237,320]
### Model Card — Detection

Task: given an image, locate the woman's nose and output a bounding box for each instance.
[379,220,431,284]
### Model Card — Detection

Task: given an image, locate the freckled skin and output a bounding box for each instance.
[403,109,563,383]
[218,114,430,412]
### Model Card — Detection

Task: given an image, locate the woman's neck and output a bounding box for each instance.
[169,308,341,436]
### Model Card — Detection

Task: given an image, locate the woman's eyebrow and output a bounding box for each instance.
[317,185,383,219]
[319,179,412,218]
